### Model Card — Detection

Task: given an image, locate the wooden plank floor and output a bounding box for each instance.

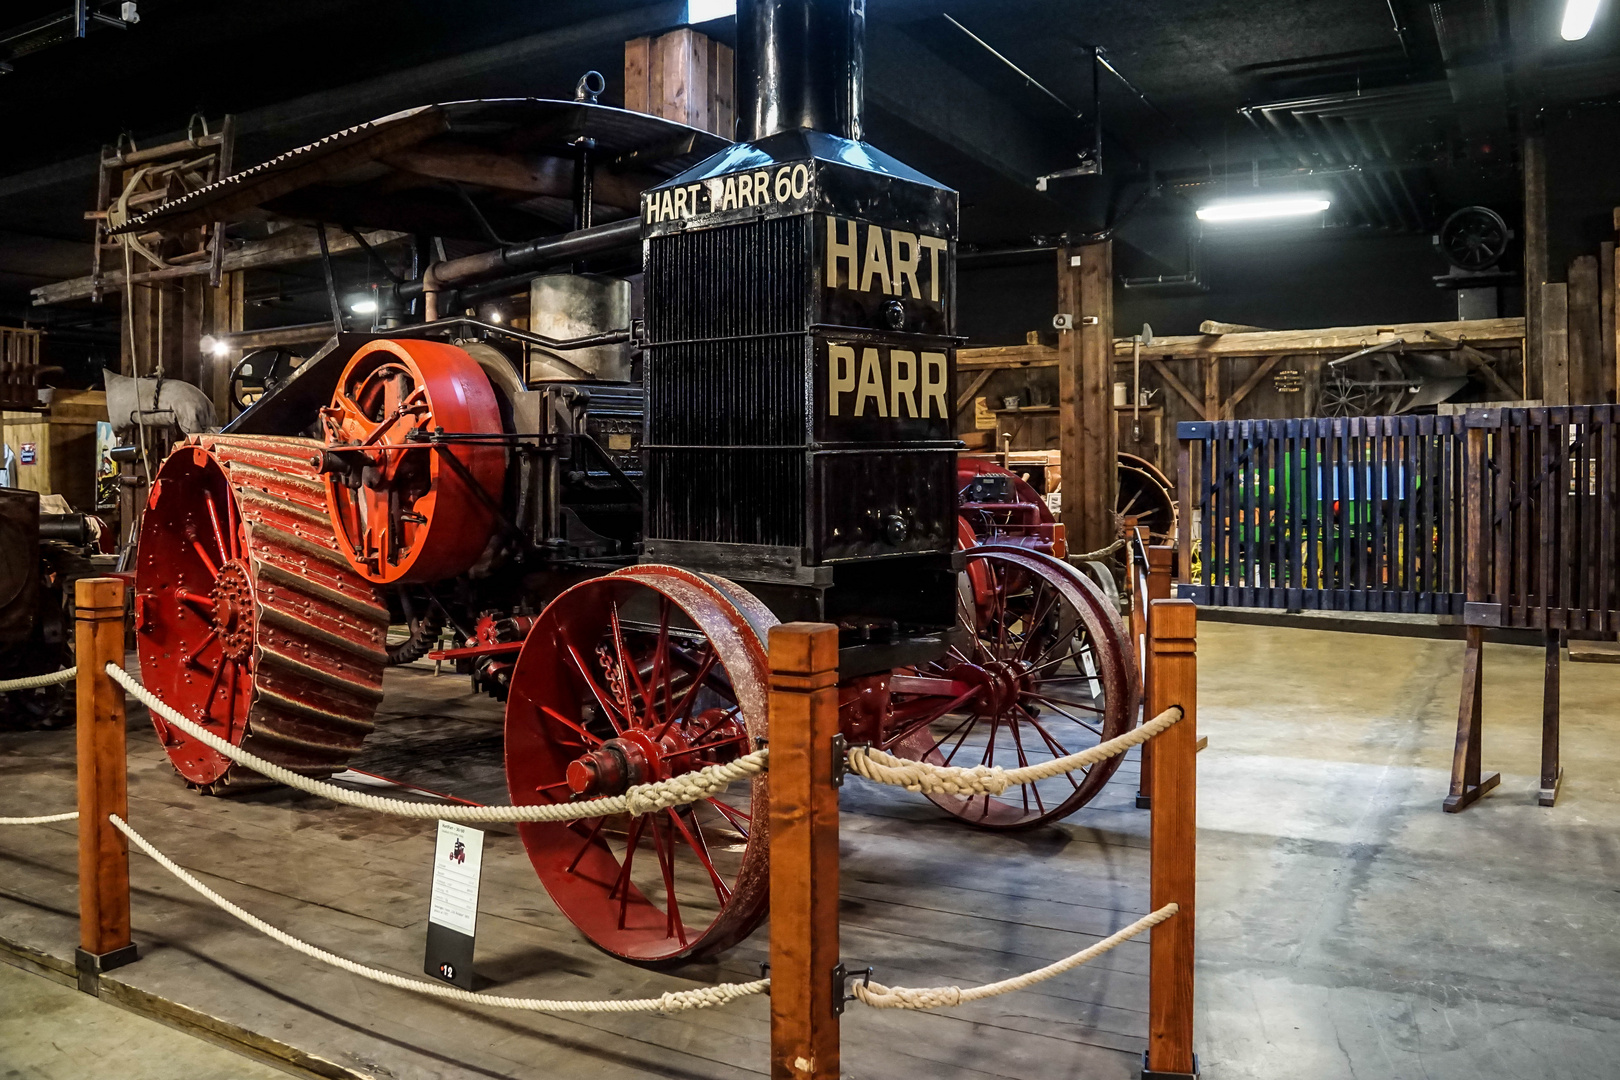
[0,658,1153,1080]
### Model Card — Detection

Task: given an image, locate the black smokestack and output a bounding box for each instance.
[736,0,865,142]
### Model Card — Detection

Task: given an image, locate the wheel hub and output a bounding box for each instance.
[210,561,255,662]
[564,707,745,797]
[944,659,1029,715]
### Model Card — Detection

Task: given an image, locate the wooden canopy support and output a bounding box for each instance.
[625,28,735,138]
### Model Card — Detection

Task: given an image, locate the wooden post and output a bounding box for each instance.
[75,577,137,991]
[624,28,735,137]
[1569,256,1601,406]
[1136,544,1175,809]
[1145,599,1197,1079]
[1058,243,1117,555]
[1543,282,1570,407]
[768,622,841,1080]
[1523,133,1547,399]
[1447,423,1501,812]
[1540,630,1563,807]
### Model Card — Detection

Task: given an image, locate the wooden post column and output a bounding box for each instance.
[1540,631,1563,807]
[1145,599,1197,1080]
[1058,242,1117,555]
[1448,423,1501,812]
[75,577,137,991]
[768,622,841,1080]
[1136,545,1175,809]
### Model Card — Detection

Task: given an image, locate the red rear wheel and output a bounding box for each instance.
[135,436,390,791]
[504,565,776,965]
[886,545,1137,829]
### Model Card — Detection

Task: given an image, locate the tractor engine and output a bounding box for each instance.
[639,2,961,675]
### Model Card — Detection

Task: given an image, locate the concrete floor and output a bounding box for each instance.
[2,619,1616,1078]
[0,961,289,1080]
[1195,621,1620,1080]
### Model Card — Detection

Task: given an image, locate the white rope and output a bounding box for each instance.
[847,705,1183,798]
[853,903,1178,1010]
[0,667,77,692]
[110,814,768,1013]
[0,812,78,825]
[106,663,765,822]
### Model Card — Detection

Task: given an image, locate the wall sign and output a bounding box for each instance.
[19,442,36,465]
[424,821,484,989]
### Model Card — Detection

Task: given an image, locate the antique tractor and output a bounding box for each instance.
[130,0,1137,966]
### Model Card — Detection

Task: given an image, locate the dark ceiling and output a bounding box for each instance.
[3,0,1617,329]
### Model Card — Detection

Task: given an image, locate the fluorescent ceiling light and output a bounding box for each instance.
[350,299,378,315]
[1561,0,1601,39]
[687,0,735,23]
[1196,194,1331,222]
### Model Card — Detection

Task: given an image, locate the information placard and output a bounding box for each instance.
[424,821,483,988]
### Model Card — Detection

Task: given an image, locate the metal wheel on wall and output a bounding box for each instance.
[504,565,776,965]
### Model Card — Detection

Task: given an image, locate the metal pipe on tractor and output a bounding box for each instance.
[128,0,1139,967]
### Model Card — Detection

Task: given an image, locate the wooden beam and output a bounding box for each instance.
[1110,317,1526,359]
[1569,255,1601,405]
[75,577,138,985]
[1145,356,1207,421]
[1146,599,1197,1076]
[1543,282,1570,407]
[768,622,841,1080]
[1524,135,1548,399]
[1223,354,1286,418]
[955,368,994,414]
[957,343,1058,369]
[1203,356,1220,427]
[34,227,409,305]
[1058,243,1116,554]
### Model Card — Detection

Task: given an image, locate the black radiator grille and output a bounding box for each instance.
[645,218,809,342]
[814,451,956,561]
[648,449,804,547]
[645,336,807,446]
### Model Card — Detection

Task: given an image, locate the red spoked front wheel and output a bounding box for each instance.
[504,565,777,965]
[884,545,1138,829]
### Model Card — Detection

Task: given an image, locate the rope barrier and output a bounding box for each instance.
[106,663,766,822]
[0,667,77,692]
[852,903,1178,1010]
[1070,538,1126,562]
[0,812,78,825]
[846,705,1182,798]
[110,814,769,1013]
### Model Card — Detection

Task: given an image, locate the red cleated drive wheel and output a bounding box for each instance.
[881,545,1138,829]
[321,338,505,585]
[504,565,777,965]
[135,436,390,792]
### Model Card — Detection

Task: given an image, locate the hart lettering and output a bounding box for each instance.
[825,217,948,301]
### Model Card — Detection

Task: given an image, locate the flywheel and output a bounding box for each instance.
[135,435,390,792]
[321,339,506,584]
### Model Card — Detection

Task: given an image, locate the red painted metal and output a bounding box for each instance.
[871,544,1138,829]
[504,565,775,965]
[321,338,505,585]
[135,435,390,791]
[957,458,1066,557]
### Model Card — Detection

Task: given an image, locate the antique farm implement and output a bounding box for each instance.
[128,3,1138,967]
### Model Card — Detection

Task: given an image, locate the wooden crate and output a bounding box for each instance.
[2,390,108,511]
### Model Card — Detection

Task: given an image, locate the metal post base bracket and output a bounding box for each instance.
[1142,1051,1200,1080]
[75,943,138,993]
[1135,793,1152,809]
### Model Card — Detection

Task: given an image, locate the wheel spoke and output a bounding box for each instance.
[565,817,607,874]
[191,540,219,579]
[608,602,651,724]
[539,703,605,746]
[1002,713,1042,815]
[667,807,731,905]
[612,816,647,927]
[1024,694,1104,736]
[222,660,240,742]
[656,648,718,740]
[650,815,686,945]
[1022,710,1085,790]
[561,636,629,734]
[204,495,231,566]
[705,798,751,838]
[183,630,219,671]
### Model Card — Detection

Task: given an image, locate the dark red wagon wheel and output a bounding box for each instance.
[504,565,777,965]
[886,544,1138,829]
